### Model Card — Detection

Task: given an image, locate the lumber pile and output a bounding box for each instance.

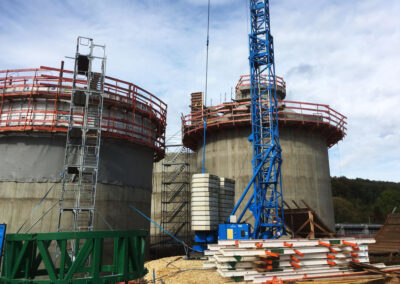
[369,213,400,254]
[202,237,400,283]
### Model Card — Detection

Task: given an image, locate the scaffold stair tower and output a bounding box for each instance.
[58,37,106,232]
[160,145,190,249]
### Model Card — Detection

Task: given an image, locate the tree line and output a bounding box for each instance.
[332,176,400,224]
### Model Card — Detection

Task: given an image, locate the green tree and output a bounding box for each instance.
[376,189,400,216]
[333,197,359,223]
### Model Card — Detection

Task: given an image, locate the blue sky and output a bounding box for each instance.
[0,0,399,182]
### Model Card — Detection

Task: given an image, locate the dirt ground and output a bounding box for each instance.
[143,255,246,284]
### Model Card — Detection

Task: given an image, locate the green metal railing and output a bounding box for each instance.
[0,230,147,283]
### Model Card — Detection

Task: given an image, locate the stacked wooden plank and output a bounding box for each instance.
[204,238,382,283]
[218,178,235,223]
[191,173,220,231]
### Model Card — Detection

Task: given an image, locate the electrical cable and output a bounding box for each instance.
[157,268,215,282]
[204,0,211,107]
[17,171,64,233]
[202,0,211,174]
[129,204,201,253]
[25,200,59,233]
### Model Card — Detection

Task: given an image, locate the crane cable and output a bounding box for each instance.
[202,0,211,173]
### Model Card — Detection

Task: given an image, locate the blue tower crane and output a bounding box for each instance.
[219,0,285,240]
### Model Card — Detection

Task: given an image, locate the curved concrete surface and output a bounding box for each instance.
[196,126,335,230]
[0,135,154,234]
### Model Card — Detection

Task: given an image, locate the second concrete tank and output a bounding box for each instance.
[182,76,346,230]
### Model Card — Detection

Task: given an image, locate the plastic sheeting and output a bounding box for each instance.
[0,135,153,190]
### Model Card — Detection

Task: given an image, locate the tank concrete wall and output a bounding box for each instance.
[196,126,335,230]
[0,135,154,234]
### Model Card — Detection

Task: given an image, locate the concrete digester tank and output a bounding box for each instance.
[0,66,167,234]
[182,75,346,230]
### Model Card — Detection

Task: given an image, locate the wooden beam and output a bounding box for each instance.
[295,219,311,236]
[292,200,301,209]
[309,210,315,239]
[283,200,291,209]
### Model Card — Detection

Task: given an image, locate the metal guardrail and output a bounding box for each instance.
[0,67,167,161]
[235,74,286,94]
[1,230,147,283]
[182,99,347,148]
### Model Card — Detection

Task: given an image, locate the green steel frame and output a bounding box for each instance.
[0,230,147,283]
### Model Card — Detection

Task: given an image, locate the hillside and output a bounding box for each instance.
[332,177,400,224]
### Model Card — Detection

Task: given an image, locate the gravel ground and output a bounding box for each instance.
[143,255,246,284]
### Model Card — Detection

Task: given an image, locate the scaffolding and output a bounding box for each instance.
[160,145,190,252]
[57,37,106,232]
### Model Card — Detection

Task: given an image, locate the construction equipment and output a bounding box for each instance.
[219,0,284,239]
[58,37,106,233]
[1,230,147,283]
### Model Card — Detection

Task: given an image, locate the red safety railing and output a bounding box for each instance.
[182,99,347,149]
[235,74,286,95]
[0,67,167,161]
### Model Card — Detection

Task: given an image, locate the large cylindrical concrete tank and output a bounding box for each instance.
[182,76,346,230]
[0,66,167,234]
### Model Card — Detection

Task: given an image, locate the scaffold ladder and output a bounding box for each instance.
[57,37,106,233]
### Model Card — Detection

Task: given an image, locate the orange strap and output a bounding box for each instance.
[283,242,293,248]
[290,261,301,269]
[351,252,359,258]
[342,240,357,247]
[256,242,263,248]
[235,240,239,246]
[318,241,331,247]
[262,259,273,264]
[264,276,284,284]
[290,255,300,263]
[326,254,335,260]
[293,249,304,257]
[327,260,336,266]
[352,259,360,263]
[329,247,338,254]
[265,250,279,258]
[352,246,360,251]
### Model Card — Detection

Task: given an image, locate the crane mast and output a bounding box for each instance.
[224,0,284,240]
[248,0,284,238]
